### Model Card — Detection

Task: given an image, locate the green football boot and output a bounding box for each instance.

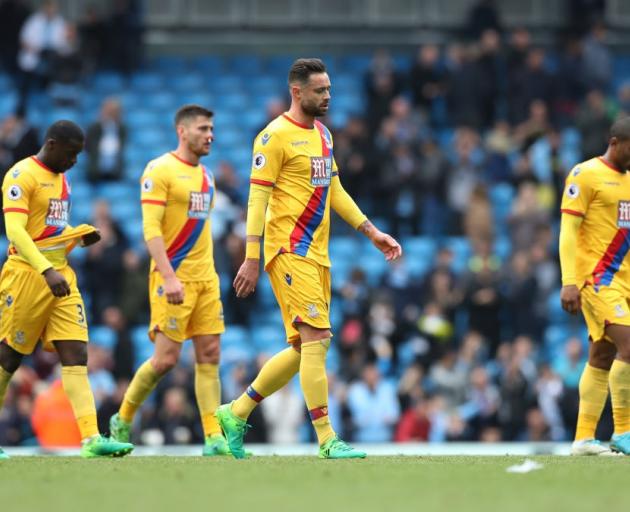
[0,447,9,460]
[109,413,132,443]
[80,435,134,458]
[611,432,630,455]
[215,403,250,459]
[202,433,232,456]
[319,437,366,459]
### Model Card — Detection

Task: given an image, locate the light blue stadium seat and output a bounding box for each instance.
[126,110,162,130]
[359,252,388,285]
[109,201,141,224]
[150,56,188,74]
[546,288,566,322]
[129,127,167,150]
[141,92,178,111]
[120,219,144,245]
[130,72,164,92]
[70,201,93,224]
[337,55,371,73]
[444,237,472,274]
[70,182,93,203]
[493,235,512,262]
[228,55,262,74]
[402,236,436,261]
[92,72,125,93]
[169,73,206,93]
[329,236,360,260]
[257,274,277,308]
[191,56,224,74]
[95,182,137,203]
[266,56,296,74]
[131,325,153,369]
[211,75,244,94]
[221,325,255,364]
[90,325,116,350]
[0,91,17,117]
[252,324,286,354]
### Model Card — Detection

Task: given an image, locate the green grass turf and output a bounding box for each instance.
[0,456,627,512]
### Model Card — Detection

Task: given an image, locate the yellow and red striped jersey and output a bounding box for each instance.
[140,152,217,282]
[2,156,72,268]
[561,156,630,293]
[250,114,338,268]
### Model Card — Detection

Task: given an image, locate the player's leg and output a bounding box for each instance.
[112,332,182,440]
[192,333,229,455]
[0,343,24,459]
[604,324,630,454]
[571,285,620,455]
[54,340,133,458]
[571,339,616,455]
[111,274,191,441]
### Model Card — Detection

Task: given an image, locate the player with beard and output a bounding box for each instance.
[109,105,231,456]
[215,58,402,459]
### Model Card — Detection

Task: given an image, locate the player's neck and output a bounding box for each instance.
[601,151,624,173]
[172,147,200,167]
[34,152,60,173]
[285,107,314,129]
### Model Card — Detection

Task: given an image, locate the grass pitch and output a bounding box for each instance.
[1,456,626,512]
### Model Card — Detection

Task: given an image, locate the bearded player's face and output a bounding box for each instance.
[183,115,213,157]
[299,73,331,117]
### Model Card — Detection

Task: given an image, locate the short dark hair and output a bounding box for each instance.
[288,58,327,86]
[175,104,213,127]
[45,120,84,143]
[610,116,630,141]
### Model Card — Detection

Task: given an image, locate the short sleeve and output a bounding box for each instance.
[140,161,168,206]
[560,166,595,217]
[249,130,283,187]
[2,167,35,214]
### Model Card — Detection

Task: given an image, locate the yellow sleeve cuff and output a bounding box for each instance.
[142,202,165,241]
[246,184,271,237]
[559,212,582,286]
[4,211,52,273]
[330,175,367,229]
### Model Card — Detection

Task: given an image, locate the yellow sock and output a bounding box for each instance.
[232,347,301,420]
[300,339,335,446]
[195,363,222,436]
[119,360,162,423]
[0,365,13,409]
[610,359,630,435]
[61,366,99,440]
[575,364,609,440]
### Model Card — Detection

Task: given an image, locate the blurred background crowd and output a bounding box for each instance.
[0,0,626,447]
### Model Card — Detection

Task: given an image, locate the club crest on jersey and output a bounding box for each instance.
[188,192,210,219]
[261,133,271,146]
[615,304,627,318]
[14,330,25,345]
[618,201,630,228]
[310,156,331,186]
[11,169,20,178]
[566,183,579,199]
[167,317,177,330]
[45,199,69,227]
[307,303,319,319]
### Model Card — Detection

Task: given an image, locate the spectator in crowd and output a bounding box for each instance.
[86,98,127,183]
[347,363,400,442]
[465,0,502,39]
[409,44,447,123]
[260,382,304,444]
[581,21,612,92]
[0,0,31,78]
[575,89,613,159]
[17,0,71,112]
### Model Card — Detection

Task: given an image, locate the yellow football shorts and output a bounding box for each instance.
[267,253,331,343]
[0,260,88,355]
[148,272,225,342]
[581,284,630,342]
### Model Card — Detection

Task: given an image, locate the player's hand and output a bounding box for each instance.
[233,258,260,298]
[164,275,184,305]
[560,285,581,315]
[43,268,71,297]
[368,229,402,261]
[80,229,101,247]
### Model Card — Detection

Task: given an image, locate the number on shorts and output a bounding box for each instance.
[77,304,86,325]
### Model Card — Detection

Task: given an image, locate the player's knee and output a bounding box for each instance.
[0,343,23,373]
[151,353,179,375]
[590,341,618,369]
[616,343,630,364]
[197,341,221,364]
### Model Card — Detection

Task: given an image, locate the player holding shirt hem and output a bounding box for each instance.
[560,117,630,456]
[215,58,402,459]
[109,105,231,456]
[0,121,133,459]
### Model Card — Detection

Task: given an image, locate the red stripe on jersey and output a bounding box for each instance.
[34,225,61,241]
[250,178,274,187]
[141,199,167,206]
[289,187,326,253]
[3,208,29,214]
[560,209,584,217]
[170,152,198,167]
[598,157,625,174]
[282,114,313,130]
[592,229,629,285]
[31,156,55,173]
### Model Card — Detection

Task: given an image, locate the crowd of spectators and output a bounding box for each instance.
[0,2,624,447]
